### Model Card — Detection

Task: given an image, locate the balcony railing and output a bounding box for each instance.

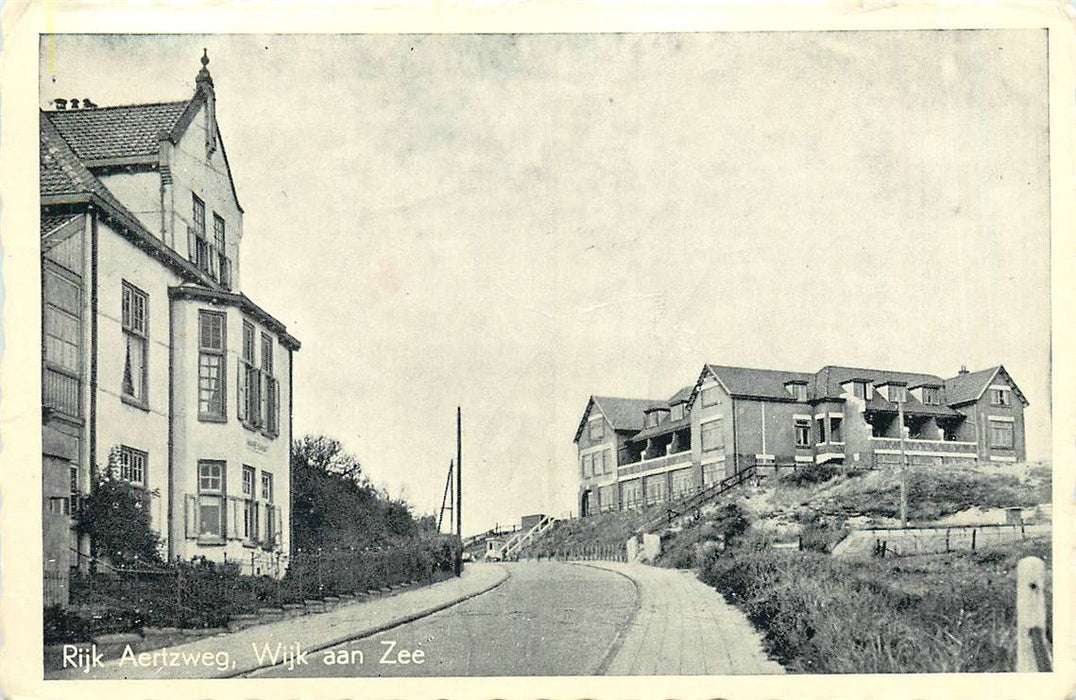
[43,367,80,416]
[869,437,977,454]
[617,450,694,478]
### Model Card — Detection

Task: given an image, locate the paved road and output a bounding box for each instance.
[250,561,636,677]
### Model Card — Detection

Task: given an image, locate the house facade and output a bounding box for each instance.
[41,54,299,603]
[573,363,1028,515]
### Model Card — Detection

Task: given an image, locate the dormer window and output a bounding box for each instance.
[923,386,941,405]
[670,403,684,421]
[850,380,872,400]
[888,385,906,403]
[785,381,807,402]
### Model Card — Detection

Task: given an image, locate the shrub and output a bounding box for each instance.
[76,449,164,568]
[781,463,840,487]
[700,540,1051,673]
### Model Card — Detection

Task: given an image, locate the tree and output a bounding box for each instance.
[291,434,434,553]
[75,446,163,568]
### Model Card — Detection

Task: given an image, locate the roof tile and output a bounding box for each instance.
[45,101,188,161]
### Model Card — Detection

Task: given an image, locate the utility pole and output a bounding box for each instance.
[898,395,908,528]
[455,406,463,575]
[438,460,454,533]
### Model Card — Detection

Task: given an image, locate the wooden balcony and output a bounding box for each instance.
[617,450,694,479]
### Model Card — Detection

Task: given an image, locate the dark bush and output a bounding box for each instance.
[781,463,840,487]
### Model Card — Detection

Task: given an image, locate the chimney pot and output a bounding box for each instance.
[83,98,95,109]
[53,98,68,110]
[69,98,80,109]
[959,365,968,375]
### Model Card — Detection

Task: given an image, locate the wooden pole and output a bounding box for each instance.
[1016,556,1049,672]
[455,407,462,576]
[456,407,462,540]
[898,397,908,528]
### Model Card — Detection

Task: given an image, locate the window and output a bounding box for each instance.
[261,333,279,437]
[261,471,273,501]
[701,419,723,452]
[787,382,807,401]
[213,213,231,288]
[816,416,827,444]
[702,462,722,486]
[829,416,843,443]
[671,403,684,421]
[923,386,941,405]
[261,471,275,550]
[701,386,720,408]
[645,475,667,505]
[888,385,906,403]
[190,194,208,271]
[588,417,604,441]
[43,270,80,374]
[794,418,811,448]
[121,282,148,403]
[198,461,225,538]
[621,480,642,509]
[989,420,1014,449]
[991,388,1012,407]
[43,269,82,415]
[851,381,872,400]
[581,453,592,478]
[238,321,261,427]
[117,446,147,486]
[672,469,694,496]
[242,466,257,542]
[645,411,659,428]
[198,311,226,420]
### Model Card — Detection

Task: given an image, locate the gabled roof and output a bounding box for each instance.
[944,365,1028,406]
[573,395,661,443]
[667,385,694,405]
[700,364,815,402]
[40,115,148,225]
[45,101,188,162]
[863,391,961,417]
[629,415,692,443]
[812,365,945,402]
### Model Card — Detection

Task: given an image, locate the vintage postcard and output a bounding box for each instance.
[2,2,1074,699]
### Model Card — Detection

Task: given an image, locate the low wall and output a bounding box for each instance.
[626,533,661,563]
[832,523,1051,560]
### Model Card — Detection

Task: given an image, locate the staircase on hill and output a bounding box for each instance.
[637,465,758,536]
[497,514,559,559]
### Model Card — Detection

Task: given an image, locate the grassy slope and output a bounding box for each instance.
[701,538,1051,673]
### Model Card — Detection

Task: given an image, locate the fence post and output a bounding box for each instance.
[1016,556,1050,672]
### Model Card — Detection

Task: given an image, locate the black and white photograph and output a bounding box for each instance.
[2,3,1074,698]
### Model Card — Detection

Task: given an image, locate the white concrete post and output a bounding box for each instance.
[1016,556,1048,672]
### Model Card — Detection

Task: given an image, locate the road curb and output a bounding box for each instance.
[569,561,643,676]
[234,564,510,678]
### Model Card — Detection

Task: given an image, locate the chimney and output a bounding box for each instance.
[958,365,968,375]
[53,98,68,110]
[82,98,96,109]
[69,98,80,109]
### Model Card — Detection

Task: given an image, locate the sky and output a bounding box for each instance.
[40,31,1051,535]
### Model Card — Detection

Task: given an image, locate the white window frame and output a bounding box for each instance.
[121,281,149,404]
[118,445,147,487]
[197,460,226,540]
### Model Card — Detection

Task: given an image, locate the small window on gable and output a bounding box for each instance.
[701,386,720,408]
[991,388,1012,407]
[588,417,604,441]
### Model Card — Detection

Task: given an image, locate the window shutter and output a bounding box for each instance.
[273,505,283,548]
[273,377,281,436]
[227,497,240,540]
[219,256,231,290]
[253,501,260,542]
[184,494,198,539]
[237,358,246,422]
